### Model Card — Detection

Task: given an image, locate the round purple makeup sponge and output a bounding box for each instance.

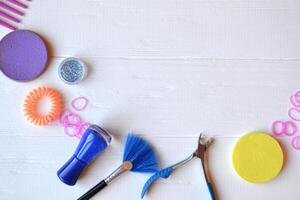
[0,30,48,81]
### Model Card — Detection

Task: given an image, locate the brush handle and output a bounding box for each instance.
[8,0,28,9]
[77,180,107,200]
[207,182,216,200]
[78,164,127,200]
[0,10,20,23]
[0,19,16,30]
[0,2,24,16]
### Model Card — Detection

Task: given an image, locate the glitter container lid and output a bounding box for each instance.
[58,57,87,85]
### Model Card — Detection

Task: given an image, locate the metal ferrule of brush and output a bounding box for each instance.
[172,153,195,170]
[104,161,133,184]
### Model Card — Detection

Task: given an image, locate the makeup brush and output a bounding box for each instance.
[77,134,159,200]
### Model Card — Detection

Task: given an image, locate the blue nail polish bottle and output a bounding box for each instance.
[57,125,112,186]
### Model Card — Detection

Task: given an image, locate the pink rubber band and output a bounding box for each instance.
[64,113,82,125]
[71,96,89,111]
[290,95,300,107]
[272,120,297,137]
[60,112,82,126]
[271,121,286,137]
[64,124,81,137]
[288,108,300,121]
[284,121,297,136]
[294,91,300,103]
[59,110,71,125]
[294,91,300,96]
[291,136,300,150]
[74,122,91,138]
[59,109,90,139]
[62,115,71,126]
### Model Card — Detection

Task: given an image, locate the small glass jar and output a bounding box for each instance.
[58,57,87,85]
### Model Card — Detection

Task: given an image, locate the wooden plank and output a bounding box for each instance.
[0,1,299,199]
[0,58,299,137]
[0,0,298,59]
[0,136,298,200]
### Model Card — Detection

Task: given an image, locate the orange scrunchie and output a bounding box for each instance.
[23,87,64,126]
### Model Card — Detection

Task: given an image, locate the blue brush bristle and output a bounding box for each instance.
[123,134,159,173]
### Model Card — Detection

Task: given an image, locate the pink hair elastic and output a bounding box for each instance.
[271,120,297,137]
[284,121,297,136]
[291,136,300,150]
[59,110,71,125]
[74,122,91,138]
[59,111,83,127]
[288,108,300,121]
[71,96,89,111]
[64,113,82,126]
[290,95,300,108]
[64,122,90,138]
[64,124,79,137]
[59,110,90,138]
[61,113,82,137]
[59,96,90,138]
[272,121,286,137]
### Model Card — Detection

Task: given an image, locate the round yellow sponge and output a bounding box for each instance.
[232,132,284,184]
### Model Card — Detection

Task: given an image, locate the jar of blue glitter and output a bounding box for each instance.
[58,57,87,85]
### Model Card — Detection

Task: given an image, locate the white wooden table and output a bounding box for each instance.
[0,1,300,199]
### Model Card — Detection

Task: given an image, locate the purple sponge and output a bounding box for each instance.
[0,30,48,81]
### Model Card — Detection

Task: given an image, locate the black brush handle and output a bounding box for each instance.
[77,180,107,200]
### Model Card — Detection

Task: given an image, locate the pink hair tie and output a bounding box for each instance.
[271,120,297,137]
[295,96,300,103]
[290,95,300,107]
[284,121,297,136]
[64,124,80,137]
[59,96,90,139]
[63,113,82,126]
[271,121,286,137]
[59,110,89,138]
[75,122,91,138]
[288,108,300,121]
[290,91,300,107]
[291,136,300,150]
[59,110,71,125]
[71,96,89,111]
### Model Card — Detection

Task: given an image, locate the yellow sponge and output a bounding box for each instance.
[232,132,284,184]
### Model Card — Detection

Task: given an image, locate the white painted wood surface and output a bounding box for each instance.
[0,0,300,199]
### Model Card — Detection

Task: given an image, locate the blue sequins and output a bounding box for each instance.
[58,57,87,85]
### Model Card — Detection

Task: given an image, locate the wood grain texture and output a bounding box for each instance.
[16,0,300,59]
[0,0,300,200]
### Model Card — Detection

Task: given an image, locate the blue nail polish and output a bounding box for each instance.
[57,125,112,186]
